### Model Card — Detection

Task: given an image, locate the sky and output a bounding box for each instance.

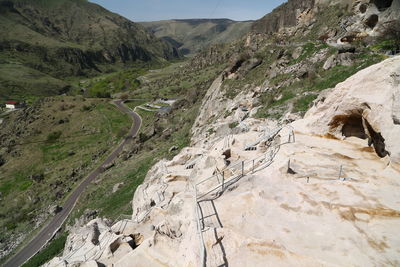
[89,0,286,22]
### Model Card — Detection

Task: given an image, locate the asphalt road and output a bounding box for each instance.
[3,100,142,267]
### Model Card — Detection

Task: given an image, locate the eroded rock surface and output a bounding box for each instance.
[46,57,400,267]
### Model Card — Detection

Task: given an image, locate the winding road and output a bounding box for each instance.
[4,100,142,267]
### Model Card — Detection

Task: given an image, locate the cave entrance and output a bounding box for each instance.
[329,112,389,158]
[365,14,379,29]
[333,113,368,139]
[370,0,393,11]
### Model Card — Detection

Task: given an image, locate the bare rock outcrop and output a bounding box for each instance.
[43,39,400,267]
[299,56,400,167]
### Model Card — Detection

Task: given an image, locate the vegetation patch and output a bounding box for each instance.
[22,232,68,267]
[255,50,386,119]
[229,122,239,129]
[293,94,318,113]
[0,97,131,256]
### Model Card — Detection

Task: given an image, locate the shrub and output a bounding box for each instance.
[80,104,94,112]
[229,122,239,129]
[96,91,111,98]
[117,127,129,138]
[139,132,150,143]
[46,131,62,142]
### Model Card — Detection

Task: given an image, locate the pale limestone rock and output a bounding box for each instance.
[292,46,303,60]
[42,257,67,267]
[79,260,100,267]
[323,53,354,70]
[299,56,400,167]
[45,47,400,267]
[112,182,124,193]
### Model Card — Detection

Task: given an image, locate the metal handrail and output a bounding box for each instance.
[194,185,206,267]
[192,126,296,267]
[244,126,282,150]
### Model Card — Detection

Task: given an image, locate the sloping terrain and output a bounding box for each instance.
[0,97,131,261]
[0,0,179,101]
[0,58,226,265]
[140,19,252,55]
[45,56,400,267]
[6,0,400,266]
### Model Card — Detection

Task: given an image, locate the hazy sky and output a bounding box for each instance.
[89,0,286,22]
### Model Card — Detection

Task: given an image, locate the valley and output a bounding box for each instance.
[140,19,252,55]
[0,0,400,266]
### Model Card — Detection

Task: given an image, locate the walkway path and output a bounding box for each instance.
[4,100,142,267]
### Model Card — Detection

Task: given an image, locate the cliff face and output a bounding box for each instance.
[252,0,316,34]
[252,0,399,42]
[0,0,179,100]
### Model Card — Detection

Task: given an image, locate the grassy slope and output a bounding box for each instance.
[141,19,252,54]
[0,64,69,102]
[0,97,130,262]
[0,0,177,102]
[22,232,68,267]
[1,57,225,265]
[69,59,226,221]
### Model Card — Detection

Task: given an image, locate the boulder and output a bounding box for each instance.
[323,53,354,70]
[80,261,101,267]
[292,47,303,60]
[112,182,124,193]
[169,146,178,153]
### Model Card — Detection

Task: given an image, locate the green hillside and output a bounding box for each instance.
[0,0,179,102]
[141,19,252,55]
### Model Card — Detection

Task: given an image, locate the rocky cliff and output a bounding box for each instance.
[252,0,316,34]
[39,1,400,266]
[252,0,400,44]
[45,56,400,266]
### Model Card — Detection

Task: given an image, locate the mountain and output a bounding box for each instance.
[3,0,400,265]
[0,0,179,101]
[140,19,252,55]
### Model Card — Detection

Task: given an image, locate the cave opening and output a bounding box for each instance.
[370,0,393,11]
[359,3,368,13]
[329,112,389,158]
[229,59,245,74]
[365,14,379,29]
[330,113,368,139]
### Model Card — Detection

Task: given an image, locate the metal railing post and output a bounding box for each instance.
[338,165,343,180]
[252,159,255,173]
[241,161,244,176]
[222,171,225,191]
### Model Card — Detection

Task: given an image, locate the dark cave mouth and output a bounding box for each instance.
[370,0,393,11]
[329,112,390,158]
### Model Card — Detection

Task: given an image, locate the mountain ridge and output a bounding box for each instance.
[0,0,179,101]
[140,18,253,55]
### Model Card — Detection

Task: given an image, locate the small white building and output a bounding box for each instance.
[5,101,19,109]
